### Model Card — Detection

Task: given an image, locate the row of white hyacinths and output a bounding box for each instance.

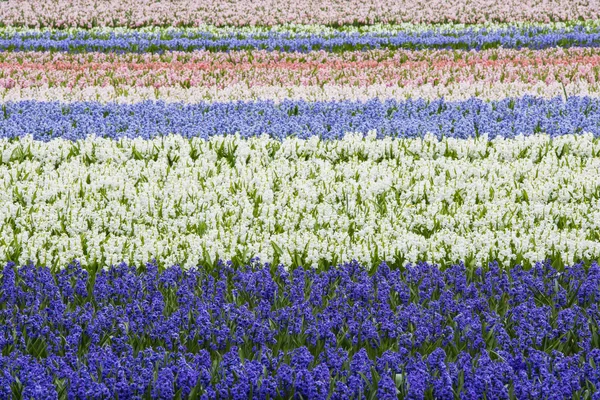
[2,20,598,36]
[2,82,599,103]
[1,132,599,270]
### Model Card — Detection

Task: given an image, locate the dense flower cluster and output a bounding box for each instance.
[1,133,599,269]
[1,24,600,53]
[2,0,600,398]
[1,0,599,28]
[3,21,600,38]
[2,48,600,90]
[1,97,600,141]
[2,48,600,103]
[1,259,599,399]
[3,81,600,104]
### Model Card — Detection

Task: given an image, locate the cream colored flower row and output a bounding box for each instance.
[1,1,598,28]
[1,81,598,104]
[1,133,599,270]
[2,20,596,36]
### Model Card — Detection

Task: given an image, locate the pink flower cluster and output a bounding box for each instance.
[1,48,599,90]
[1,0,599,28]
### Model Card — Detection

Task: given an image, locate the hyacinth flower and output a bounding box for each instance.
[1,0,600,28]
[2,0,600,399]
[3,47,600,103]
[2,96,600,141]
[1,132,600,271]
[0,259,599,398]
[3,25,600,53]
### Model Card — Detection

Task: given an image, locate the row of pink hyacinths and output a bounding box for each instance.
[1,48,600,90]
[1,0,599,28]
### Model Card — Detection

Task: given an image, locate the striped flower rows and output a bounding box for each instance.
[1,48,600,89]
[1,48,600,104]
[2,2,600,399]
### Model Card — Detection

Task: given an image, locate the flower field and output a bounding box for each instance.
[1,1,600,399]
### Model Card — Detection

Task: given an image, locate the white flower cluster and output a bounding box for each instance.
[2,20,597,37]
[2,81,597,104]
[1,132,599,269]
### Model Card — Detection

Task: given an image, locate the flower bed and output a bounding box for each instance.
[1,0,598,28]
[2,48,600,103]
[2,1,600,399]
[1,97,600,140]
[1,134,599,270]
[1,25,600,53]
[1,259,599,398]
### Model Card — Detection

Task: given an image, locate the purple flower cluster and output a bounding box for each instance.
[1,259,599,399]
[2,96,600,141]
[0,25,600,53]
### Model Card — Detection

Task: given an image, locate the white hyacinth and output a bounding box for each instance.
[0,132,599,270]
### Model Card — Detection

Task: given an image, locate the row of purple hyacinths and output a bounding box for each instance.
[2,97,600,141]
[0,259,599,399]
[1,25,600,53]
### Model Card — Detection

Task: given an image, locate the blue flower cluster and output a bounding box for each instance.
[1,259,599,399]
[0,25,599,52]
[2,96,600,141]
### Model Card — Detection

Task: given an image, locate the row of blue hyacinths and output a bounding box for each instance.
[1,96,600,140]
[1,259,599,399]
[1,25,600,52]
